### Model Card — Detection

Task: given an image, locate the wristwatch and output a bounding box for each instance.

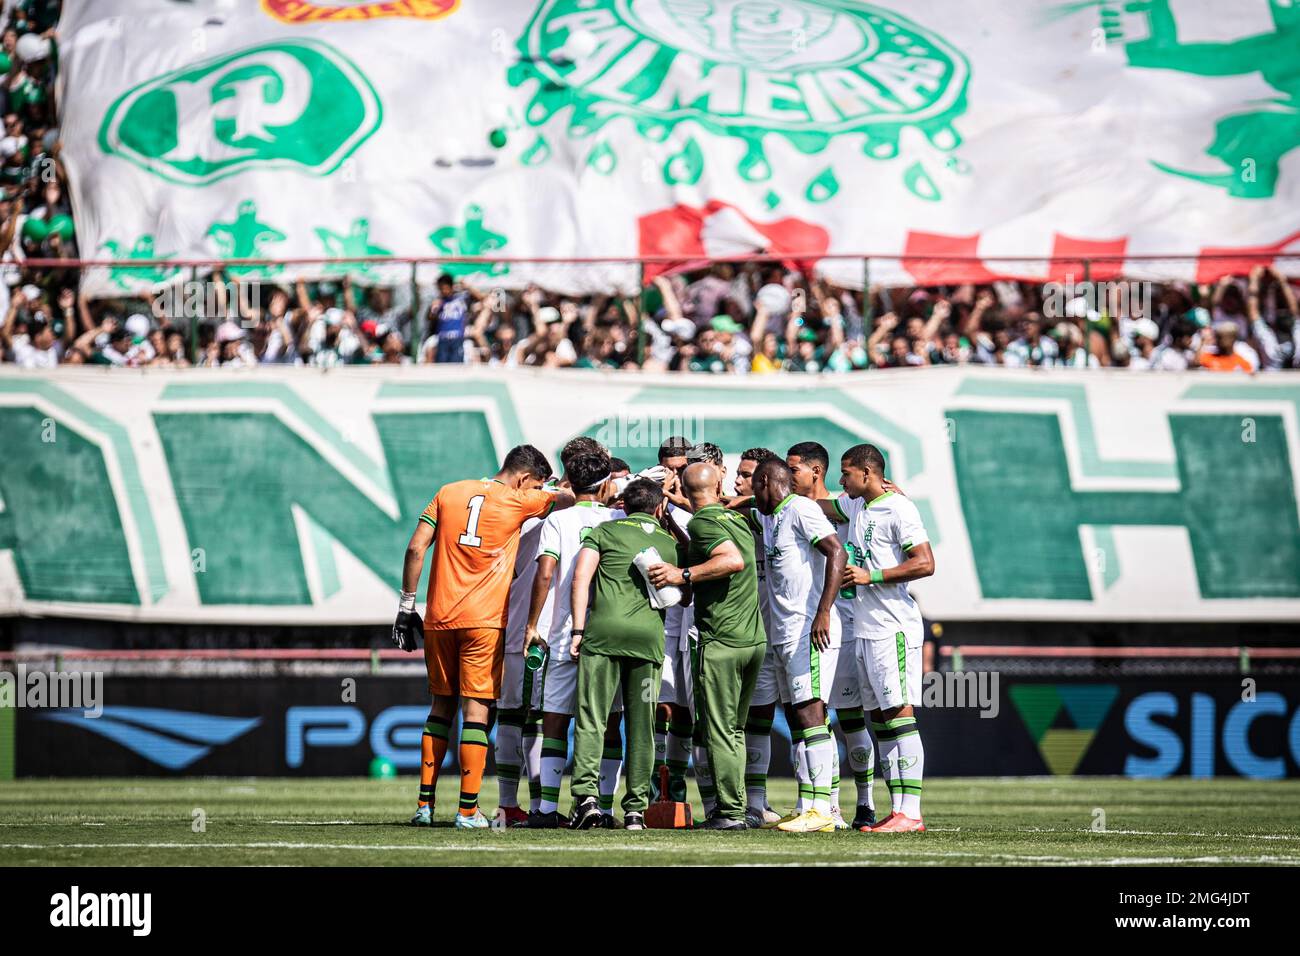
[682,568,692,584]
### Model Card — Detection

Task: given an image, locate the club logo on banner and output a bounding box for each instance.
[509,0,970,204]
[260,0,460,23]
[98,39,383,185]
[1051,0,1300,200]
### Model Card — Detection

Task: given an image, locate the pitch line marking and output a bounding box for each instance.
[4,842,1298,866]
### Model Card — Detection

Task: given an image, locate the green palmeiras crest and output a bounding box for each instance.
[509,0,970,192]
[99,39,382,186]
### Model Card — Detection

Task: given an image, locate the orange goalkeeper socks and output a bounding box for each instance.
[458,721,490,816]
[419,717,450,808]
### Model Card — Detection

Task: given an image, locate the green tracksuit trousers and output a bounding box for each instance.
[571,651,661,814]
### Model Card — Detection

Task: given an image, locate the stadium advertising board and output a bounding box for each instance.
[10,676,1299,779]
[58,1,1300,294]
[1,366,1297,623]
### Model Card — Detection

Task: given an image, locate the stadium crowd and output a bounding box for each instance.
[0,3,1296,375]
[4,262,1298,373]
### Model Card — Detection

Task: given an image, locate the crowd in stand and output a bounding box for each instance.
[6,260,1297,373]
[0,4,1296,374]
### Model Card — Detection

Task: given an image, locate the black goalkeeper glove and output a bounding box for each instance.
[392,609,423,652]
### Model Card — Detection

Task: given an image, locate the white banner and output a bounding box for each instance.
[54,0,1300,296]
[2,365,1298,624]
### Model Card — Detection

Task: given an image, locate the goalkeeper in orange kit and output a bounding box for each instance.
[393,444,574,828]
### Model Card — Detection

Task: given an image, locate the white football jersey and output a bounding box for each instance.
[752,520,772,641]
[827,498,858,624]
[506,517,550,653]
[539,501,612,657]
[752,494,841,648]
[834,491,930,639]
[662,503,693,647]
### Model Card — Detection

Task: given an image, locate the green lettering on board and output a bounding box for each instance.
[949,410,1300,600]
[0,407,140,604]
[153,410,497,604]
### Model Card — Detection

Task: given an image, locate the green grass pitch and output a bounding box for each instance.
[2,777,1298,866]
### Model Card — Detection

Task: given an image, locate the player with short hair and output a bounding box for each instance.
[523,451,621,828]
[568,478,680,830]
[648,461,766,830]
[828,443,935,832]
[395,444,574,828]
[493,436,606,826]
[749,458,847,833]
[788,440,877,830]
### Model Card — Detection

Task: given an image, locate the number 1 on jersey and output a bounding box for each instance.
[459,494,485,547]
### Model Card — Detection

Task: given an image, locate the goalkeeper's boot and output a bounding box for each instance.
[410,805,433,827]
[776,808,836,833]
[850,805,877,830]
[570,796,604,830]
[624,812,646,831]
[868,813,925,833]
[453,809,491,830]
[495,806,529,828]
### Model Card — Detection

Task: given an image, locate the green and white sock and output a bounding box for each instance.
[667,718,692,793]
[889,716,924,818]
[523,716,543,813]
[839,709,875,811]
[495,709,525,808]
[793,728,812,812]
[804,724,835,816]
[872,720,901,813]
[653,716,669,781]
[540,735,567,814]
[829,719,841,816]
[875,716,923,815]
[744,715,772,812]
[599,744,622,813]
[692,744,716,815]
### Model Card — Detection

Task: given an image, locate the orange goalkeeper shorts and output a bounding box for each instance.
[425,626,505,699]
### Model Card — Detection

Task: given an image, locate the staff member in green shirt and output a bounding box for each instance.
[649,461,766,830]
[569,478,682,831]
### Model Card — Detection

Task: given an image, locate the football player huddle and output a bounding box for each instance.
[393,434,934,833]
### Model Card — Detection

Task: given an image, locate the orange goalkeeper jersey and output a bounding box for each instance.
[421,478,554,630]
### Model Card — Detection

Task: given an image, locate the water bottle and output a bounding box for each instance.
[840,543,861,600]
[525,643,545,672]
[633,546,682,610]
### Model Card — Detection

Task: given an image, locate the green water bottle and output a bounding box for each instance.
[525,643,546,672]
[839,543,861,600]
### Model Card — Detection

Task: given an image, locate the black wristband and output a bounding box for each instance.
[571,628,585,636]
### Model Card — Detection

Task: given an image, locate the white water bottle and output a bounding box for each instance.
[633,546,682,610]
